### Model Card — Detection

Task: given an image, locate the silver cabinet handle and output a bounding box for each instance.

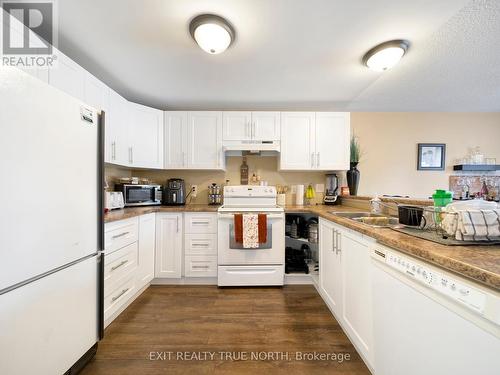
[111,259,128,271]
[131,147,134,164]
[317,152,320,167]
[176,216,179,233]
[192,265,210,269]
[336,230,342,255]
[339,232,342,254]
[111,141,116,160]
[111,231,129,239]
[332,230,336,252]
[192,242,209,247]
[251,122,255,138]
[183,151,186,167]
[111,288,129,302]
[192,221,210,225]
[311,153,314,168]
[245,122,249,138]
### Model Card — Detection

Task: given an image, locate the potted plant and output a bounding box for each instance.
[347,135,361,195]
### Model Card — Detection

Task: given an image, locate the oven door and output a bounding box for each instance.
[217,212,285,265]
[124,186,156,206]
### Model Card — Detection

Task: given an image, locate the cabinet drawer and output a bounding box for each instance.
[104,242,138,296]
[105,217,138,254]
[104,276,136,321]
[184,213,217,234]
[184,234,217,255]
[218,265,284,286]
[185,256,217,277]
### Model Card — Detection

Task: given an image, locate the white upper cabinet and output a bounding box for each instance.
[280,112,315,170]
[48,49,85,100]
[223,112,252,141]
[128,102,164,169]
[164,111,188,169]
[223,111,280,142]
[107,89,130,166]
[315,112,350,170]
[280,112,350,171]
[186,111,224,170]
[84,72,109,113]
[252,112,280,141]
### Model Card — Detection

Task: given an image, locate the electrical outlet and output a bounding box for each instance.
[191,185,198,198]
[315,184,325,193]
[291,185,297,194]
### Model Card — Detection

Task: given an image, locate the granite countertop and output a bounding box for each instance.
[105,204,500,291]
[104,204,219,223]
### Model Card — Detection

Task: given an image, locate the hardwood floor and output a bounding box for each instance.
[81,285,370,375]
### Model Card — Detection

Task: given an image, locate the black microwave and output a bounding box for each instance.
[114,184,162,207]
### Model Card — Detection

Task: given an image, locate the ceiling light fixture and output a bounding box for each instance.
[189,14,235,54]
[362,40,410,71]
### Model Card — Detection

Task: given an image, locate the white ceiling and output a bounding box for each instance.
[57,0,500,111]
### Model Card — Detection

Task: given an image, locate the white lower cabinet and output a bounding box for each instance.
[339,228,374,369]
[184,213,218,278]
[155,213,183,278]
[137,213,156,287]
[104,214,156,326]
[319,218,374,371]
[185,256,217,277]
[319,218,342,317]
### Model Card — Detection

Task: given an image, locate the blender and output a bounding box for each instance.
[324,173,339,205]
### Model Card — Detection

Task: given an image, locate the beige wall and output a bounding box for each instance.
[106,156,329,204]
[351,113,500,198]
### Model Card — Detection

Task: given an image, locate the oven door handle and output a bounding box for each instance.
[218,214,283,219]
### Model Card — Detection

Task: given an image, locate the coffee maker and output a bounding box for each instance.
[163,178,186,205]
[324,173,339,205]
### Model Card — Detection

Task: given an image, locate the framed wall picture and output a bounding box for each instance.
[417,143,446,171]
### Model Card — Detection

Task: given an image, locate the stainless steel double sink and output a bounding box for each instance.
[329,211,399,228]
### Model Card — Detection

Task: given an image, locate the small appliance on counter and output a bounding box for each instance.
[163,178,186,205]
[324,173,340,205]
[115,183,162,207]
[104,191,125,210]
[208,183,222,205]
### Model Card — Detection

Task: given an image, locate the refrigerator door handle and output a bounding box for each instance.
[97,251,104,340]
[97,111,105,341]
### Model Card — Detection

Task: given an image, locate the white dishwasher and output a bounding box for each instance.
[371,244,500,375]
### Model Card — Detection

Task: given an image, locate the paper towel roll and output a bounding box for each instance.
[295,185,304,206]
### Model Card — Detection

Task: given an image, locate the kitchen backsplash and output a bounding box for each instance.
[105,156,346,205]
[449,174,500,200]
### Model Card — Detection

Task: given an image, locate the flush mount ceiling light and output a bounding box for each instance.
[189,14,235,54]
[362,40,410,72]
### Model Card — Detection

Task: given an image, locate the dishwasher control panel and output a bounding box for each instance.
[382,250,487,315]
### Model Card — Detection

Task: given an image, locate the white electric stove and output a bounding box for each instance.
[217,186,285,286]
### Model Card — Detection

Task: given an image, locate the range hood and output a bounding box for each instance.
[223,140,280,154]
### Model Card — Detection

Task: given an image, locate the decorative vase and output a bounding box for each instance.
[346,162,360,196]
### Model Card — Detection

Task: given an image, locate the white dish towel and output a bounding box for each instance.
[242,213,259,248]
[456,209,500,241]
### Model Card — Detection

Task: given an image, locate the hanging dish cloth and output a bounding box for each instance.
[257,213,267,244]
[242,213,259,248]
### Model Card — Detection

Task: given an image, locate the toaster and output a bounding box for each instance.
[105,191,125,210]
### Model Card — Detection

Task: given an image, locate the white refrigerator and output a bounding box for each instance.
[0,67,104,374]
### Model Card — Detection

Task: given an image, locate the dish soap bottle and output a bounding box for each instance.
[240,157,248,185]
[305,184,315,205]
